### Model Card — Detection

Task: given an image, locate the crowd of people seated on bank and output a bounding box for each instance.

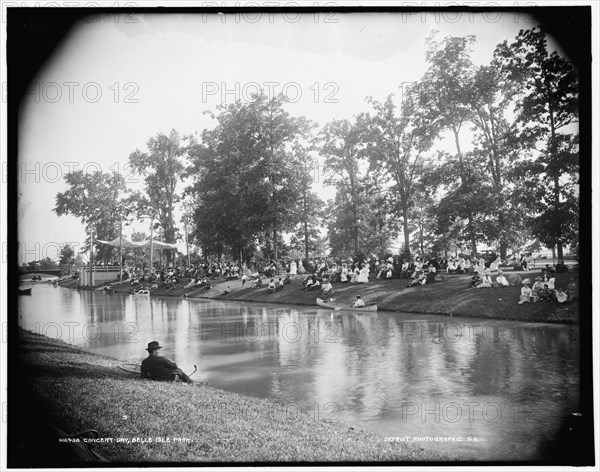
[115,251,575,304]
[119,252,501,290]
[516,269,577,305]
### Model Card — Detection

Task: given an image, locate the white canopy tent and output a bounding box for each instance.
[95,237,179,279]
[96,237,178,250]
[95,236,141,248]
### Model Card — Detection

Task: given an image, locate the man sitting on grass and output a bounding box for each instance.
[141,341,193,384]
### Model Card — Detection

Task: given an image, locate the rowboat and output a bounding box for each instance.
[118,362,198,379]
[117,362,141,374]
[316,297,378,312]
[133,289,150,295]
[18,288,32,295]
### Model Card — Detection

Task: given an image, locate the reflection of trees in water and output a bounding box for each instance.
[468,324,578,402]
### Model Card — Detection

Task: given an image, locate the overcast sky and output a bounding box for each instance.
[16,9,564,263]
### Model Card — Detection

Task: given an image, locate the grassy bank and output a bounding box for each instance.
[77,268,579,324]
[15,329,455,464]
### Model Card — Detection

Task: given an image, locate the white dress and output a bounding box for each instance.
[496,274,510,286]
[357,266,369,283]
[289,260,297,275]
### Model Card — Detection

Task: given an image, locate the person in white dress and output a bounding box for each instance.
[340,263,349,283]
[518,279,532,304]
[352,296,365,308]
[496,270,510,287]
[490,255,501,272]
[357,265,370,283]
[289,260,297,275]
[477,273,494,288]
[555,288,568,303]
[386,260,394,278]
[297,260,306,274]
[350,267,359,283]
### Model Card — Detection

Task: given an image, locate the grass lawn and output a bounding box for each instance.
[88,267,580,324]
[14,329,456,465]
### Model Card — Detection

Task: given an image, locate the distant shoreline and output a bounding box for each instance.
[57,268,579,324]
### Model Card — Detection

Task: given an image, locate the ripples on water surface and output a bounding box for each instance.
[19,285,580,460]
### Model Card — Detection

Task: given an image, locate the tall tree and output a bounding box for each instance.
[54,170,127,263]
[59,244,75,274]
[365,92,435,255]
[248,94,314,260]
[186,93,312,261]
[464,63,527,258]
[292,145,323,261]
[418,33,480,257]
[494,27,579,262]
[128,129,186,263]
[320,116,369,255]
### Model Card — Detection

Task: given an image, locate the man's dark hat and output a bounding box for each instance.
[146,341,163,351]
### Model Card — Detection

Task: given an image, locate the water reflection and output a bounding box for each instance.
[18,285,579,460]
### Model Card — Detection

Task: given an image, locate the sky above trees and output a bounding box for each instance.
[15,9,578,263]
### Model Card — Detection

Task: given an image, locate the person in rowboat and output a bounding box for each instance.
[352,295,365,308]
[141,341,193,383]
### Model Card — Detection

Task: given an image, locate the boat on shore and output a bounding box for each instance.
[316,297,378,312]
[118,363,142,374]
[18,288,32,295]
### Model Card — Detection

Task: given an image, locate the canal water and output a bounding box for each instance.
[18,283,580,461]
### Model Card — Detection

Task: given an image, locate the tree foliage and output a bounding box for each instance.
[186,93,317,261]
[128,129,186,261]
[54,170,127,262]
[494,26,579,259]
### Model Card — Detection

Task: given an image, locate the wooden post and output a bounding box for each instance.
[89,225,94,287]
[119,218,123,283]
[150,217,154,272]
[184,224,190,267]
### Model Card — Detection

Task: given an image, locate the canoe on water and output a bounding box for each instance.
[18,288,32,295]
[316,297,378,312]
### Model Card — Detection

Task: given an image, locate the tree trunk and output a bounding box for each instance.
[402,204,410,255]
[304,220,309,261]
[498,212,507,259]
[89,225,94,286]
[265,232,271,260]
[452,127,477,258]
[554,174,564,261]
[273,228,278,261]
[548,103,564,262]
[352,200,359,255]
